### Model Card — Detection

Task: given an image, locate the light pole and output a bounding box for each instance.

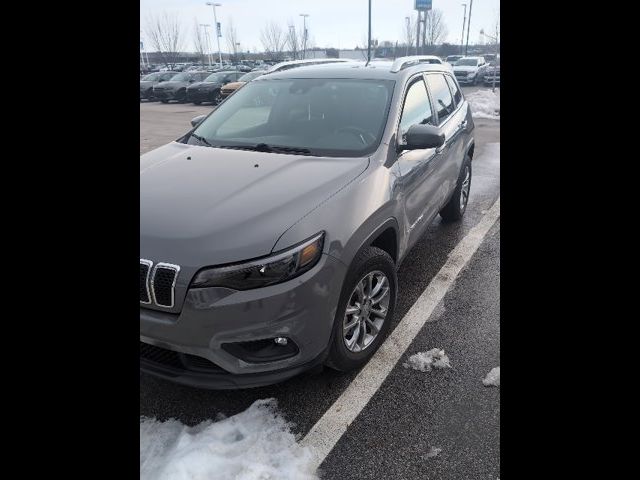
[460,4,467,56]
[465,0,473,56]
[236,42,241,61]
[300,13,309,59]
[206,2,223,68]
[405,17,410,56]
[480,28,499,92]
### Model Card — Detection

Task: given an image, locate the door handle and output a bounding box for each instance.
[459,120,468,130]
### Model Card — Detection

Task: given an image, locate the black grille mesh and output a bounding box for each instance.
[153,266,177,307]
[140,342,227,373]
[140,263,150,303]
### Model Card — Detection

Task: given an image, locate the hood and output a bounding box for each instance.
[453,65,478,73]
[153,81,186,90]
[187,81,219,90]
[222,81,245,90]
[140,142,369,268]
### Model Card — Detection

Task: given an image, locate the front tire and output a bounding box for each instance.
[440,154,472,222]
[326,246,397,372]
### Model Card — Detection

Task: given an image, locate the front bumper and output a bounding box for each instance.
[186,88,217,103]
[140,88,154,100]
[140,253,347,389]
[153,89,179,101]
[455,75,476,84]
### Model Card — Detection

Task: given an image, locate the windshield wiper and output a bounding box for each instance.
[190,133,212,147]
[216,143,313,155]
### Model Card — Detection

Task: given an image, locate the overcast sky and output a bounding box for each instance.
[140,0,499,53]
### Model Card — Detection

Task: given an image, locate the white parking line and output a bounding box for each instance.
[300,197,501,468]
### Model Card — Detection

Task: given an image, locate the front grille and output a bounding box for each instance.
[152,264,179,308]
[140,260,151,304]
[140,342,227,373]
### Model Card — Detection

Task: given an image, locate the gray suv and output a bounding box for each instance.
[140,57,475,389]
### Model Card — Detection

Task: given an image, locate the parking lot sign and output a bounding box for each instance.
[415,0,432,10]
[216,22,222,37]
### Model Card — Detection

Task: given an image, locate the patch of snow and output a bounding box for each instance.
[424,446,442,459]
[140,398,318,480]
[466,89,500,119]
[403,348,451,372]
[482,366,500,387]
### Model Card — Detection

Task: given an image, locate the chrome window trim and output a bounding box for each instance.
[151,262,181,309]
[140,259,153,305]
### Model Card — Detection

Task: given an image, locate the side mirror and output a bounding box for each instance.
[398,124,444,152]
[191,115,206,128]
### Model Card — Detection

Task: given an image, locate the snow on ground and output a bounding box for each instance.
[466,89,500,119]
[482,367,500,387]
[140,398,317,480]
[403,348,451,372]
[424,447,442,459]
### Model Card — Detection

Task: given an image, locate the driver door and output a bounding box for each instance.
[396,76,440,248]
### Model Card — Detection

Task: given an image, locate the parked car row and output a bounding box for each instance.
[141,59,358,105]
[448,56,501,86]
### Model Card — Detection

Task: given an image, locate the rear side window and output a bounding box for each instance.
[445,75,462,107]
[399,79,434,142]
[426,74,455,124]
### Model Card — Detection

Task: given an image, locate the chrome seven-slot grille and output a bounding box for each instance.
[140,260,179,308]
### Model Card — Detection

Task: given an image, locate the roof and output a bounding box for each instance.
[260,59,453,82]
[266,58,353,73]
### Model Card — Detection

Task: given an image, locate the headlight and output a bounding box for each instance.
[190,232,325,290]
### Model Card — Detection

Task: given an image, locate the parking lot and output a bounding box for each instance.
[140,85,500,479]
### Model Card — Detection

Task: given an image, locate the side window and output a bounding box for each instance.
[398,79,434,142]
[445,74,462,107]
[425,74,455,124]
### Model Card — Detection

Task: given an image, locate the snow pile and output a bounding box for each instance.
[482,367,500,387]
[140,398,318,480]
[466,89,500,119]
[403,348,451,372]
[424,447,442,459]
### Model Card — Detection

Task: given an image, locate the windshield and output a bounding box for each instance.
[142,73,160,81]
[204,72,228,82]
[188,78,395,157]
[238,71,263,82]
[456,59,479,66]
[169,73,191,81]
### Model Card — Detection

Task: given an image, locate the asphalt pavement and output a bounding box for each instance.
[139,85,500,479]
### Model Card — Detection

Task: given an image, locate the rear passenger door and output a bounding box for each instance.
[424,72,467,210]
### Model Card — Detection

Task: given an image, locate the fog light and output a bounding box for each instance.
[274,337,288,346]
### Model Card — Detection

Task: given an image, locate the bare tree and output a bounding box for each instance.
[193,18,208,65]
[225,18,239,60]
[403,15,417,54]
[424,9,448,46]
[145,12,186,68]
[286,21,301,60]
[260,21,286,60]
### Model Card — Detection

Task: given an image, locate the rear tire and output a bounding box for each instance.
[440,154,472,222]
[325,246,397,372]
[193,101,202,105]
[160,100,168,104]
